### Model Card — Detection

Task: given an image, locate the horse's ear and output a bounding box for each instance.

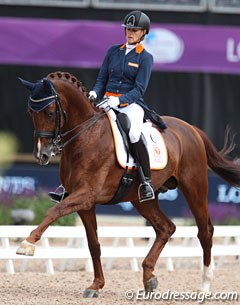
[43,78,53,93]
[18,77,34,91]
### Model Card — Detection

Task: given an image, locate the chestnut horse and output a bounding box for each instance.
[17,71,240,297]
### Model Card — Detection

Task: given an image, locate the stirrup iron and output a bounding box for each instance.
[138,180,155,203]
[48,184,67,203]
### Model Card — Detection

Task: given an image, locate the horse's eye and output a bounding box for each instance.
[46,111,54,119]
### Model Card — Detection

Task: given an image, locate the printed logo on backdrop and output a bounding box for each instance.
[0,176,36,195]
[143,28,184,64]
[226,38,240,63]
[118,189,179,212]
[217,184,240,204]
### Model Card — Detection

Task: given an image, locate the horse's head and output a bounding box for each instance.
[19,77,66,165]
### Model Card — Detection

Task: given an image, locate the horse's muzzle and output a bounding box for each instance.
[34,151,50,165]
[34,143,54,165]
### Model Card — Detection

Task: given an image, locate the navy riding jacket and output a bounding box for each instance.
[93,43,153,108]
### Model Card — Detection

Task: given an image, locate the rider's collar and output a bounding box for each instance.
[125,43,136,55]
[120,43,144,54]
[126,43,137,49]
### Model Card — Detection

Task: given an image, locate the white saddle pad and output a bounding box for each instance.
[107,112,168,170]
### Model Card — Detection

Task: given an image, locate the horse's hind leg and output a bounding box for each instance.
[132,197,176,292]
[179,174,214,292]
[78,209,105,298]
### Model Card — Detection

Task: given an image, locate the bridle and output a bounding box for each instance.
[32,81,66,152]
[32,80,104,154]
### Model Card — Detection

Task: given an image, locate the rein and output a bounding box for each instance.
[33,80,105,153]
[60,112,105,150]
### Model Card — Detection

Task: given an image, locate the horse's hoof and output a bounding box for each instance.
[16,240,35,256]
[144,276,159,293]
[83,289,99,298]
[197,287,211,294]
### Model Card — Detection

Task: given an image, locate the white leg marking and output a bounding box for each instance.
[16,239,35,256]
[199,265,213,292]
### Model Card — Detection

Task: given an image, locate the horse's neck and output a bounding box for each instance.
[62,87,96,128]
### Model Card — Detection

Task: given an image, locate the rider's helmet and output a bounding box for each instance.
[122,10,151,34]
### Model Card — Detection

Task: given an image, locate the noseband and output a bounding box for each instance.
[32,80,104,153]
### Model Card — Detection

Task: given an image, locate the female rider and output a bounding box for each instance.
[89,10,155,202]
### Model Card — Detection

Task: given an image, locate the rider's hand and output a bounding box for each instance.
[97,98,109,109]
[107,96,120,108]
[89,91,97,102]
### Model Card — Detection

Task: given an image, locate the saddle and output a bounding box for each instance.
[104,111,168,205]
[108,111,168,170]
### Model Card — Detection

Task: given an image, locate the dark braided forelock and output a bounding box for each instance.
[47,71,88,97]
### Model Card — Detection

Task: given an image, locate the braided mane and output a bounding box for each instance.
[47,71,88,97]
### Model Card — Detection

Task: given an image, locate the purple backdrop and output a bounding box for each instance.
[1,17,240,74]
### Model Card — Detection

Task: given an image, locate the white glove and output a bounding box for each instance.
[107,96,120,108]
[97,99,117,120]
[97,98,109,109]
[89,90,97,101]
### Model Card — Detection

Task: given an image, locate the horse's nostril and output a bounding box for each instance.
[39,153,50,165]
[41,153,49,161]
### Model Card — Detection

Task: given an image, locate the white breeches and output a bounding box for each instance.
[117,103,144,143]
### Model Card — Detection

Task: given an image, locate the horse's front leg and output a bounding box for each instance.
[78,209,105,298]
[16,194,91,256]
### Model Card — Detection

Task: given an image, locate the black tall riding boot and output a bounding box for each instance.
[132,136,155,202]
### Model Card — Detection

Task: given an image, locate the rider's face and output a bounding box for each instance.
[126,28,145,44]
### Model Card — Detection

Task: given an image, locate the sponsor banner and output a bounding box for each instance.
[0,17,240,73]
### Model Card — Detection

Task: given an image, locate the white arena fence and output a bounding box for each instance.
[0,225,239,274]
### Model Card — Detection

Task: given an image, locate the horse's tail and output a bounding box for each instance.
[194,126,240,187]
